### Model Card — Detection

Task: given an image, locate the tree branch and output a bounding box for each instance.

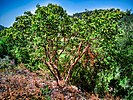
[49,62,62,80]
[65,44,89,82]
[62,42,83,77]
[78,42,83,57]
[44,61,59,81]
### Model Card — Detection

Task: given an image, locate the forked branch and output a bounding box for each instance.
[44,62,58,79]
[65,43,90,82]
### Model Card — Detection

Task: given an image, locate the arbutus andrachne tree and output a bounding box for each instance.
[32,4,92,85]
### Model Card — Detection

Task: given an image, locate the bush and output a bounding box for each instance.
[0,39,7,58]
[114,13,133,99]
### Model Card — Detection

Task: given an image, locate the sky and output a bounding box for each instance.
[0,0,133,27]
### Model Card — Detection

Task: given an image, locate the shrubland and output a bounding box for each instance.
[0,4,132,99]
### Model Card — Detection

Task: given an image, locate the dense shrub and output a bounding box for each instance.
[114,13,133,99]
[0,39,6,57]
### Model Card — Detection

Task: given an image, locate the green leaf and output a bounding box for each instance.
[60,54,66,58]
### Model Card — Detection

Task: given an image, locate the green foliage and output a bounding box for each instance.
[0,36,9,58]
[0,3,132,99]
[71,8,126,94]
[0,39,5,57]
[114,14,133,99]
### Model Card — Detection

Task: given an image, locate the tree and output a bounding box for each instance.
[30,4,91,85]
